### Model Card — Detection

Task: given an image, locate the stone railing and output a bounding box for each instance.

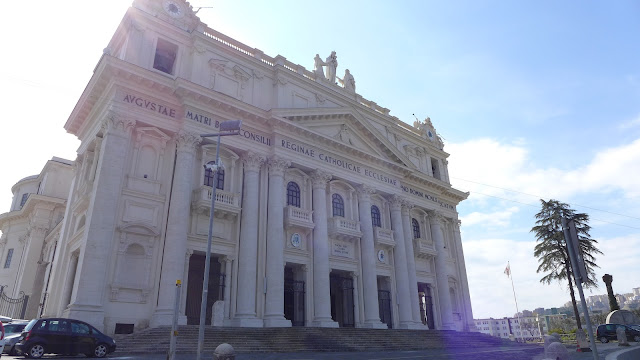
[374,227,394,247]
[328,217,362,240]
[201,26,402,119]
[284,206,314,229]
[192,186,241,215]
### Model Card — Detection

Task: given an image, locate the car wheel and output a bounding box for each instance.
[92,344,108,358]
[599,336,609,343]
[27,344,45,359]
[634,335,640,342]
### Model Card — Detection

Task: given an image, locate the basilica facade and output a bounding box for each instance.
[33,0,474,334]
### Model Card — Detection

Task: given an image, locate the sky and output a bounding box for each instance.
[1,0,639,319]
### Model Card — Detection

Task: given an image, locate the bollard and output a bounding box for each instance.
[616,326,629,346]
[546,342,569,360]
[214,343,236,360]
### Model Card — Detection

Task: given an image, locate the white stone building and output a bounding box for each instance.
[29,0,474,334]
[0,157,74,319]
[474,316,546,340]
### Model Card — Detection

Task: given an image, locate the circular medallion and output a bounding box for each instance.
[377,249,386,263]
[163,0,183,17]
[290,233,301,248]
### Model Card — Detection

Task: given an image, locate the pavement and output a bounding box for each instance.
[3,341,638,360]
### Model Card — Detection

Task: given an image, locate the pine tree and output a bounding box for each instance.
[531,199,603,329]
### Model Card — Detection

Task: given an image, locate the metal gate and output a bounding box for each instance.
[185,254,225,325]
[284,280,305,326]
[419,284,435,329]
[378,290,392,329]
[0,287,29,319]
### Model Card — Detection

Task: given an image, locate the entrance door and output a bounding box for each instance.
[185,254,225,325]
[330,273,354,327]
[284,266,305,326]
[378,290,392,329]
[418,283,435,329]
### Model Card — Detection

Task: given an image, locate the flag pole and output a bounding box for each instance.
[506,261,525,342]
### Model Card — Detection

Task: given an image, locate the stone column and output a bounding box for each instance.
[264,157,292,327]
[356,185,386,329]
[350,272,361,327]
[233,152,265,327]
[401,201,422,326]
[220,256,233,321]
[310,170,338,327]
[429,211,454,330]
[180,250,194,320]
[389,195,414,328]
[453,221,475,331]
[67,112,135,330]
[24,226,50,319]
[152,130,201,327]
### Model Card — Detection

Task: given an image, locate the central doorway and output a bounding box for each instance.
[418,283,435,329]
[283,266,305,326]
[330,272,354,327]
[185,253,225,325]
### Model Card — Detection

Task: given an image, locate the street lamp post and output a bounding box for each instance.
[197,120,242,360]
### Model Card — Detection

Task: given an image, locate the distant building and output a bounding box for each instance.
[0,157,74,319]
[474,314,565,340]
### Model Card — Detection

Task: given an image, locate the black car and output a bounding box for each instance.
[596,323,640,343]
[15,318,116,358]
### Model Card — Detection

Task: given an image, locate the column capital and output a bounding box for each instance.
[454,219,462,231]
[267,156,291,177]
[310,170,332,188]
[389,194,405,210]
[350,271,359,279]
[27,225,49,238]
[102,110,136,137]
[219,256,233,265]
[175,130,201,153]
[242,151,265,172]
[401,200,414,216]
[427,211,447,226]
[356,184,376,200]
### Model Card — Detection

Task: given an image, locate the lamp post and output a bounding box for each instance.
[197,120,242,360]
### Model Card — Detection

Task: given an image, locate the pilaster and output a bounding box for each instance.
[401,201,424,327]
[389,195,413,328]
[428,211,454,330]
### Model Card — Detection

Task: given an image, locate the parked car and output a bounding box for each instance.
[3,321,29,355]
[0,321,5,355]
[15,318,116,358]
[596,323,640,343]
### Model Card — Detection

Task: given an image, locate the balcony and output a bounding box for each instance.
[415,238,437,258]
[328,217,362,240]
[284,205,314,229]
[192,186,241,217]
[374,227,394,247]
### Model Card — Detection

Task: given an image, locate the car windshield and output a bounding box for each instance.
[23,319,38,332]
[4,324,26,333]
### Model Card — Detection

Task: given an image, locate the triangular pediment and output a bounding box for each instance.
[272,108,418,170]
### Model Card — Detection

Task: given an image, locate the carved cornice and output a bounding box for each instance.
[242,151,265,172]
[102,110,136,137]
[175,131,202,153]
[310,170,332,188]
[267,157,291,177]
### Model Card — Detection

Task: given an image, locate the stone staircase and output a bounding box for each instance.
[114,326,544,359]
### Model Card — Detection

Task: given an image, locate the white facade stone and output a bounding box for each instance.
[2,0,475,334]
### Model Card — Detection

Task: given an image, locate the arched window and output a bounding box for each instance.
[204,161,225,190]
[412,218,421,239]
[332,194,344,217]
[287,182,301,207]
[371,205,381,228]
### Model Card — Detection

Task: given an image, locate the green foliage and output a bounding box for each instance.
[531,199,603,329]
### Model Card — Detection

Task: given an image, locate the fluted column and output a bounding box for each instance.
[356,185,386,328]
[351,272,361,327]
[264,157,292,327]
[68,111,135,331]
[152,130,200,327]
[310,170,338,327]
[401,201,422,326]
[429,211,454,330]
[389,195,414,328]
[24,225,50,319]
[233,152,265,327]
[453,220,475,330]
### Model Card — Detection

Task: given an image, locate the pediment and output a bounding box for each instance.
[272,108,417,170]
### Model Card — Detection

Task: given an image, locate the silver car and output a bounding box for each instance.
[2,322,28,355]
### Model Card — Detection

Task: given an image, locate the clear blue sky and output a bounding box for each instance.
[1,0,639,319]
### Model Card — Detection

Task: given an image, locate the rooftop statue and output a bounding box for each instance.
[338,69,356,92]
[325,51,338,83]
[313,54,326,81]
